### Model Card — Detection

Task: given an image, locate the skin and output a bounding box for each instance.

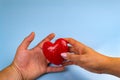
[0,32,65,80]
[62,38,120,77]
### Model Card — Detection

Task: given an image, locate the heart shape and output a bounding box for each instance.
[42,38,69,65]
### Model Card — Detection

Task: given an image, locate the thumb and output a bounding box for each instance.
[61,52,80,62]
[19,32,35,50]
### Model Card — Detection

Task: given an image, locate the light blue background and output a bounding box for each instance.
[0,0,120,80]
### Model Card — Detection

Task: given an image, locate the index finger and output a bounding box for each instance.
[36,33,55,48]
[64,38,85,47]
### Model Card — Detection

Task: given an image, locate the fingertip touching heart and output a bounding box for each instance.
[42,38,69,65]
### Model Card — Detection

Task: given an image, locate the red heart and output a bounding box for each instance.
[42,38,69,65]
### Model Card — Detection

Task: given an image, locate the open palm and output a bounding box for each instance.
[12,32,64,80]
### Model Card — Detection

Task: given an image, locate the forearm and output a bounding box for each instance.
[103,57,120,77]
[0,65,23,80]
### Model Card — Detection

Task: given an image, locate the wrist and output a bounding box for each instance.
[103,57,120,77]
[11,64,23,80]
[0,64,23,80]
[99,56,112,74]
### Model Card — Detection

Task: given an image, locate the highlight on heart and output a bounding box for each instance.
[42,38,69,65]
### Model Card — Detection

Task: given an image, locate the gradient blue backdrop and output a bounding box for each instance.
[0,0,120,80]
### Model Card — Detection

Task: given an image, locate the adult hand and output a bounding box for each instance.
[61,38,110,74]
[0,32,64,80]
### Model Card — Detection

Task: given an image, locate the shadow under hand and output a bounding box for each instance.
[37,65,90,80]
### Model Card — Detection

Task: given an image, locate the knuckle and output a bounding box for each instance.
[67,54,72,60]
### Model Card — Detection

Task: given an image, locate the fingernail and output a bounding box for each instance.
[61,53,67,58]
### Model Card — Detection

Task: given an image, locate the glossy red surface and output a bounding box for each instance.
[42,38,68,65]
